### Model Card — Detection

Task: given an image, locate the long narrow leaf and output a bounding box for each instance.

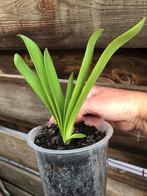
[14,54,52,113]
[66,133,86,143]
[18,35,62,127]
[18,35,45,83]
[63,72,74,119]
[65,18,145,138]
[64,29,104,130]
[44,48,64,130]
[14,54,62,129]
[44,48,64,110]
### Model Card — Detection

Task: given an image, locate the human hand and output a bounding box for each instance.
[77,86,147,133]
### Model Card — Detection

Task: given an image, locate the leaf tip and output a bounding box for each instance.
[14,53,19,62]
[16,34,25,39]
[71,72,74,77]
[138,17,146,27]
[141,17,146,27]
[44,48,48,54]
[14,53,23,67]
[142,17,146,23]
[98,28,104,32]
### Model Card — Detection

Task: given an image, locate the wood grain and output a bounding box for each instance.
[110,129,147,154]
[0,74,146,156]
[0,125,147,190]
[1,49,147,86]
[2,180,32,196]
[0,153,146,194]
[107,178,147,196]
[0,74,50,126]
[0,126,146,169]
[0,0,147,49]
[108,167,147,191]
[0,160,44,196]
[0,126,146,170]
[0,74,147,127]
[1,159,146,196]
[108,148,147,169]
[0,126,38,170]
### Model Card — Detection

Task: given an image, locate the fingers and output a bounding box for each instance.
[77,111,104,129]
[76,112,84,122]
[76,101,90,122]
[83,116,104,129]
[48,116,56,127]
[87,85,99,99]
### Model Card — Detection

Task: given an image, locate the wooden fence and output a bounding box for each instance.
[0,0,147,195]
[0,50,147,195]
[0,0,147,49]
[0,126,146,196]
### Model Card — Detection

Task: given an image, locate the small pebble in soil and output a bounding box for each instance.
[35,121,106,150]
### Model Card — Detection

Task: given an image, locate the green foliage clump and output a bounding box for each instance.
[14,18,145,144]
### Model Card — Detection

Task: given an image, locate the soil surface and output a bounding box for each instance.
[35,121,106,150]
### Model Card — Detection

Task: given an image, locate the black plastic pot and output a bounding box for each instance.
[27,122,113,196]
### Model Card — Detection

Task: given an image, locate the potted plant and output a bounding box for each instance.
[14,18,145,196]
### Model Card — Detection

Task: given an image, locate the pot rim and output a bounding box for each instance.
[27,121,113,155]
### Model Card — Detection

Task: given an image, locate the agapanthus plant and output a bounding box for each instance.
[14,18,145,145]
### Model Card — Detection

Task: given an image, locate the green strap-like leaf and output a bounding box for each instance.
[18,35,62,128]
[68,133,86,139]
[63,72,74,119]
[64,29,103,131]
[65,133,86,144]
[68,133,87,140]
[14,54,62,128]
[44,48,64,130]
[18,35,45,83]
[65,18,145,138]
[14,54,52,112]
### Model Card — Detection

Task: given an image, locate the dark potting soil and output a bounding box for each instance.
[34,121,106,150]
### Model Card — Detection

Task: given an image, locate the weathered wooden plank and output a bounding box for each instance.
[0,126,38,170]
[0,160,44,196]
[0,159,146,196]
[0,74,147,127]
[0,75,146,156]
[108,167,147,191]
[107,178,147,196]
[0,75,50,126]
[0,119,29,133]
[2,180,32,196]
[110,129,147,153]
[1,49,147,86]
[0,126,146,169]
[0,0,147,49]
[108,148,147,169]
[3,170,147,196]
